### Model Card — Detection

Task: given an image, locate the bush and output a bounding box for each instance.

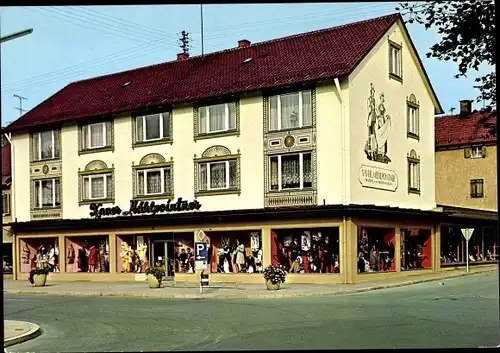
[263,264,287,285]
[33,267,50,275]
[145,266,165,284]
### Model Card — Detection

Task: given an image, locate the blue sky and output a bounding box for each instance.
[0,3,493,127]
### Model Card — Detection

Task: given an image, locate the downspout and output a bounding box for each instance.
[3,132,16,280]
[334,78,347,205]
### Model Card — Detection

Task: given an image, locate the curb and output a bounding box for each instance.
[4,323,41,348]
[3,268,496,301]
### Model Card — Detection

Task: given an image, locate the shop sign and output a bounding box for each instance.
[89,197,202,219]
[358,165,398,192]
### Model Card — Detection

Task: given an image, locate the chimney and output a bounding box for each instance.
[238,39,251,48]
[459,99,473,116]
[177,53,189,61]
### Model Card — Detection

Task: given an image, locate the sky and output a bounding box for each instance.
[0,3,494,127]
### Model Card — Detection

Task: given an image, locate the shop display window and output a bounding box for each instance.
[20,237,60,273]
[440,225,498,265]
[207,230,262,274]
[401,228,432,270]
[3,244,13,274]
[357,227,395,273]
[65,235,109,273]
[271,228,340,274]
[171,233,194,275]
[117,234,151,274]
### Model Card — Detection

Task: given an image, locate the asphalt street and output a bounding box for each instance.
[4,273,500,351]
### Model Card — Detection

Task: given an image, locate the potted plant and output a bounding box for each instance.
[33,267,50,287]
[263,264,287,290]
[145,266,165,288]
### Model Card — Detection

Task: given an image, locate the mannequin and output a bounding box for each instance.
[235,239,245,273]
[136,242,148,272]
[321,236,333,273]
[22,245,30,265]
[217,247,226,273]
[255,249,263,273]
[67,244,76,272]
[99,242,107,272]
[121,242,131,272]
[88,245,98,272]
[48,245,56,272]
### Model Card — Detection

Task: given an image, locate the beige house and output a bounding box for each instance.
[2,137,13,274]
[4,13,493,284]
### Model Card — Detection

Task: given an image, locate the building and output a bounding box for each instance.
[2,136,13,274]
[4,13,494,284]
[435,100,498,266]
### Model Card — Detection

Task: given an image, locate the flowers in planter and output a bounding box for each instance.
[263,264,287,285]
[145,266,166,285]
[33,267,50,275]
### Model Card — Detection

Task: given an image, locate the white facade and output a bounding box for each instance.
[10,22,439,222]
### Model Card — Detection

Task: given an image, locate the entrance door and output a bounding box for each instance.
[151,241,175,278]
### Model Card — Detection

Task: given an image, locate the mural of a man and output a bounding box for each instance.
[364,83,391,164]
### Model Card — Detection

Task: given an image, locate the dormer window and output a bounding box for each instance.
[32,130,60,161]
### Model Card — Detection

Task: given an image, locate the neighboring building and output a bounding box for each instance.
[435,100,497,266]
[2,137,13,274]
[4,13,493,283]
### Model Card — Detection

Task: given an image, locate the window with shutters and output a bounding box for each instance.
[79,121,113,154]
[470,179,484,198]
[31,130,60,161]
[194,101,240,140]
[389,41,402,82]
[464,146,487,159]
[407,150,420,194]
[406,94,419,139]
[132,111,172,147]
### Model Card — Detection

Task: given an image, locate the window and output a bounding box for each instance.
[471,146,483,158]
[199,160,237,191]
[2,193,10,215]
[136,167,172,196]
[268,90,312,131]
[81,122,112,150]
[82,174,113,200]
[34,178,61,208]
[270,152,312,191]
[389,43,402,78]
[407,94,419,137]
[470,179,484,198]
[198,102,236,135]
[136,112,170,142]
[358,227,396,273]
[32,130,60,161]
[407,150,420,193]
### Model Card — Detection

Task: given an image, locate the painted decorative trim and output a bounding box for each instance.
[77,120,115,155]
[30,176,63,217]
[77,160,115,205]
[406,94,420,140]
[131,111,173,148]
[193,148,241,197]
[263,87,317,208]
[132,154,174,200]
[30,129,62,163]
[193,100,240,141]
[407,149,421,195]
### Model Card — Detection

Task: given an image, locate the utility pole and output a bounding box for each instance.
[13,94,27,117]
[178,30,190,55]
[200,4,205,57]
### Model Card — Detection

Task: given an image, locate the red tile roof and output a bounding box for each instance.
[2,142,11,187]
[435,109,497,148]
[6,13,402,133]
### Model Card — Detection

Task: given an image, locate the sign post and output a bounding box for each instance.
[461,228,474,273]
[194,242,209,293]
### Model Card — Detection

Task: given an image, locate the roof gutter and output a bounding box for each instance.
[334,77,348,205]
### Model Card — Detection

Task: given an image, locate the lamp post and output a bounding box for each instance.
[0,28,33,43]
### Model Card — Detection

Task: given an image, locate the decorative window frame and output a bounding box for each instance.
[2,192,11,216]
[407,149,420,195]
[131,109,173,149]
[470,179,484,198]
[388,39,403,83]
[30,176,62,210]
[263,87,316,134]
[132,153,174,201]
[78,120,115,155]
[406,94,420,140]
[193,99,240,141]
[78,160,115,205]
[193,145,241,197]
[29,129,62,163]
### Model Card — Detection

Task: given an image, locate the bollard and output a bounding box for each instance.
[199,270,209,294]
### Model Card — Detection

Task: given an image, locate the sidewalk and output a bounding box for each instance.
[3,265,497,300]
[4,320,41,348]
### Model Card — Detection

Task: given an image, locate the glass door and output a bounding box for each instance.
[151,241,175,278]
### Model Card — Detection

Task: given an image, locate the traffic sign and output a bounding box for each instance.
[195,242,208,261]
[461,228,474,241]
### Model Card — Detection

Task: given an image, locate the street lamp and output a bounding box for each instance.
[0,28,33,44]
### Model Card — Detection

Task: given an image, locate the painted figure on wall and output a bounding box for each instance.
[364,83,392,164]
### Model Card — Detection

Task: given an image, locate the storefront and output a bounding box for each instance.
[10,203,496,284]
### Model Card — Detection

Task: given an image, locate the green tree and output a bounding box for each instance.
[397,0,496,106]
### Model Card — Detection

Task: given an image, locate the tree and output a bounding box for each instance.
[396,0,496,107]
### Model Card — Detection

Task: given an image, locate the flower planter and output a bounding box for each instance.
[147,274,161,288]
[33,274,47,287]
[265,280,280,291]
